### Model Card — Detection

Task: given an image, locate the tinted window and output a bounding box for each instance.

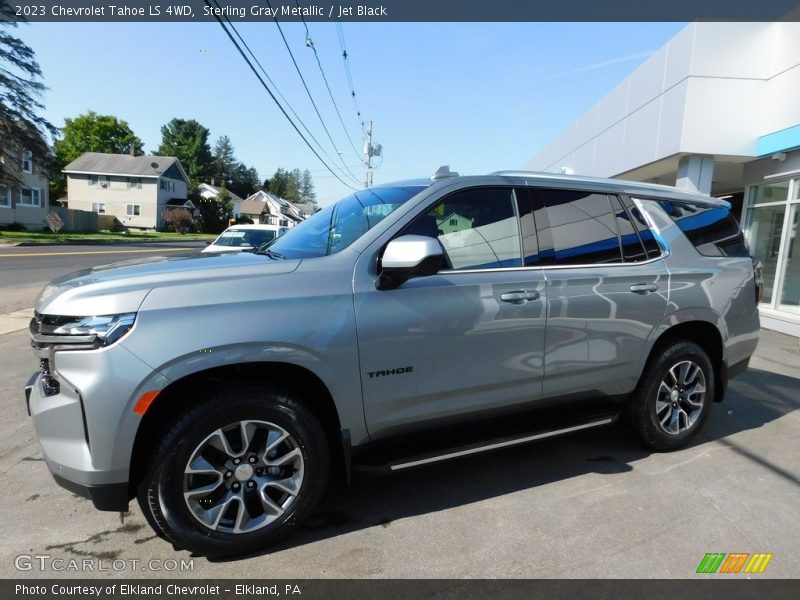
[622,196,661,258]
[405,187,522,270]
[610,195,648,262]
[536,189,622,265]
[660,201,749,257]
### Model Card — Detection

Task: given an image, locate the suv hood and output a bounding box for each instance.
[35,252,300,316]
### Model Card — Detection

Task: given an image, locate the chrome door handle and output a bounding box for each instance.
[500,290,540,304]
[630,283,658,294]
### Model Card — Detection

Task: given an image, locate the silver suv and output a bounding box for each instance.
[26,169,760,556]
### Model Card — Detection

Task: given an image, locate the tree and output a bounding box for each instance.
[265,168,302,201]
[157,118,213,188]
[229,163,260,199]
[51,111,143,198]
[163,207,194,233]
[0,15,58,190]
[196,186,232,234]
[299,169,317,204]
[211,135,237,186]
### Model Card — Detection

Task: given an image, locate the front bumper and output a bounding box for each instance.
[25,342,166,512]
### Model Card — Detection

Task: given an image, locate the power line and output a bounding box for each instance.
[213,5,358,185]
[264,0,363,182]
[204,0,359,191]
[335,22,364,133]
[293,2,366,164]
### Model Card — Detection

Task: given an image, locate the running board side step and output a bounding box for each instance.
[361,416,616,473]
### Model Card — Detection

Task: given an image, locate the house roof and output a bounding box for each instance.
[198,182,244,203]
[239,199,269,215]
[63,152,189,182]
[293,203,319,216]
[165,198,196,209]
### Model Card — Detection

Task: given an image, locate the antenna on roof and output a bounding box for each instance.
[431,165,459,181]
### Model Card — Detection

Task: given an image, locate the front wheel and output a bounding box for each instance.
[138,386,330,557]
[628,340,715,451]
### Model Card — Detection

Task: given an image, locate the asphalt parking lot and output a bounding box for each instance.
[0,246,798,578]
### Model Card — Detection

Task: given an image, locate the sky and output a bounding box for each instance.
[16,21,686,205]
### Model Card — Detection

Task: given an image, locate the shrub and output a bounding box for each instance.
[5,222,27,232]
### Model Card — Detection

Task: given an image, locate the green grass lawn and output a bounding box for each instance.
[0,230,216,245]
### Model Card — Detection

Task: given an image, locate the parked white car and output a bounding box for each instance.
[201,224,282,253]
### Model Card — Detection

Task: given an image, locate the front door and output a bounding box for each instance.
[353,186,548,439]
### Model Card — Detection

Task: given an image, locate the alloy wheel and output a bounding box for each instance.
[182,420,304,533]
[655,360,707,435]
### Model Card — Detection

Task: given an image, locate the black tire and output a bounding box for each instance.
[627,340,715,451]
[137,386,330,558]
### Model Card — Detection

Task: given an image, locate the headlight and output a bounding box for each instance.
[30,312,136,351]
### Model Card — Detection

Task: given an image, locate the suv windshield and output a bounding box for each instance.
[263,185,427,259]
[214,229,276,248]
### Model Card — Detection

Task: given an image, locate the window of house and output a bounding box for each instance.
[89,175,109,187]
[128,177,142,189]
[404,187,522,270]
[22,150,32,174]
[18,188,41,207]
[535,188,622,266]
[91,203,106,213]
[126,204,141,216]
[279,219,289,227]
[0,185,10,207]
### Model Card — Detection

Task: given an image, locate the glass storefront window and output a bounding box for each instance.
[746,203,786,304]
[750,180,790,205]
[778,205,799,311]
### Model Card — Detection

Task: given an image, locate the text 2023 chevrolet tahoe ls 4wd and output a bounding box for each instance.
[26,169,760,556]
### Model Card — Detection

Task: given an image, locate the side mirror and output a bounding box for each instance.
[377,235,444,290]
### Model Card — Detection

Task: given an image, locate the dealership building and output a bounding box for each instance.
[526,22,800,336]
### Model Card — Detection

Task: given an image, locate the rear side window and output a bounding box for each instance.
[610,195,649,262]
[535,188,622,265]
[622,196,662,258]
[660,201,749,257]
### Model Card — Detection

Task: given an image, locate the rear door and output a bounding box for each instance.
[353,186,548,438]
[532,188,669,400]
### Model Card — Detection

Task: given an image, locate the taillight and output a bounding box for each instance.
[752,258,764,304]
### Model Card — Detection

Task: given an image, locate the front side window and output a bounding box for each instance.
[127,204,141,216]
[403,187,522,270]
[535,188,622,265]
[265,185,427,259]
[18,188,41,207]
[610,195,649,262]
[0,185,10,207]
[660,201,749,257]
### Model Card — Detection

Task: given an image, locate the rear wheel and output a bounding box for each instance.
[137,386,329,557]
[628,340,715,451]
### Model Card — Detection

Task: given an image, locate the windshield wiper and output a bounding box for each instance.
[253,246,285,260]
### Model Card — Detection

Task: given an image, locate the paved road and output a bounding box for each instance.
[0,243,204,313]
[0,247,798,578]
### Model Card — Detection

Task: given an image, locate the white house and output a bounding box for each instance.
[239,190,305,227]
[198,182,245,215]
[63,152,190,230]
[0,143,50,229]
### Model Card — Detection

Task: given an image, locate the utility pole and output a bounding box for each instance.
[363,120,381,188]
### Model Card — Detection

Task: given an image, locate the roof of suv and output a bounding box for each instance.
[372,170,728,208]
